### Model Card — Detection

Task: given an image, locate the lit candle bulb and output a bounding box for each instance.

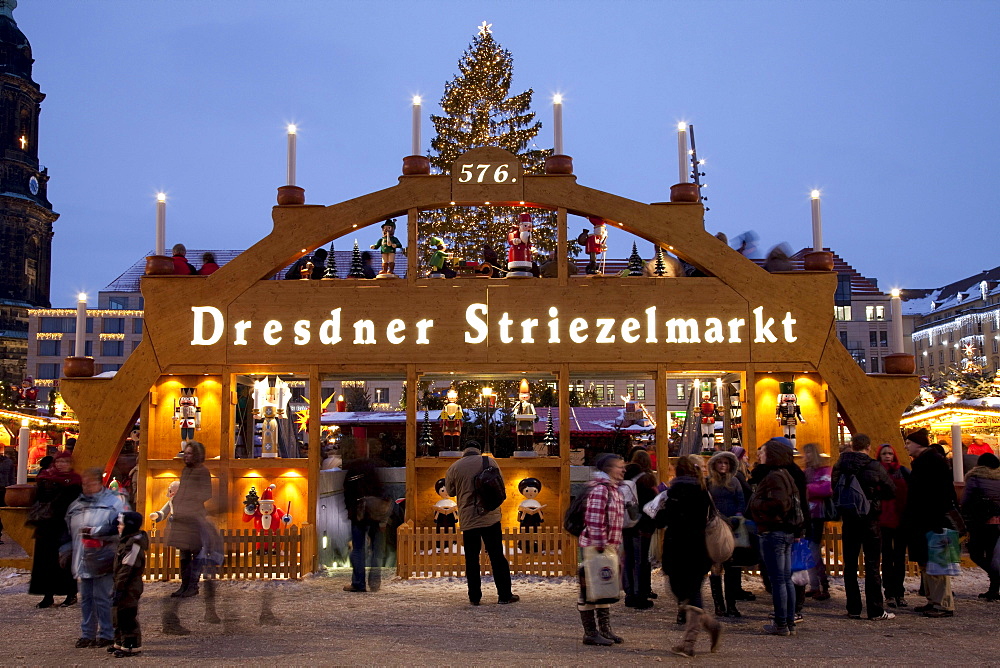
[75,292,87,357]
[677,122,688,183]
[155,192,166,257]
[287,124,297,186]
[411,96,422,156]
[810,189,823,252]
[553,94,564,155]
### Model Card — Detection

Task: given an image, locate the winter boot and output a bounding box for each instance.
[724,567,742,617]
[676,607,687,625]
[710,575,726,616]
[670,605,701,658]
[203,579,221,624]
[580,609,613,646]
[596,607,624,644]
[700,606,722,652]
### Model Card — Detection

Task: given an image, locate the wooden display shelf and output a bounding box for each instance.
[413,456,562,468]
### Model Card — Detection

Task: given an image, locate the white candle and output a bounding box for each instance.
[677,122,688,183]
[286,124,297,186]
[17,419,29,484]
[890,288,904,353]
[951,422,964,482]
[155,192,166,257]
[411,96,422,156]
[553,94,564,155]
[715,378,723,406]
[810,190,823,252]
[75,292,87,357]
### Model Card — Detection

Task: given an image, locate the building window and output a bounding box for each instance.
[38,363,60,379]
[606,385,615,402]
[870,357,880,373]
[676,383,685,401]
[865,305,886,321]
[133,319,143,334]
[834,306,852,321]
[870,331,878,347]
[595,385,605,401]
[103,318,125,334]
[994,338,999,355]
[109,297,128,310]
[939,351,944,364]
[835,274,852,306]
[132,339,142,352]
[635,383,646,401]
[839,331,848,345]
[949,348,955,362]
[85,340,93,357]
[101,363,122,373]
[880,331,888,347]
[101,340,124,357]
[38,340,60,356]
[374,387,389,404]
[626,383,635,399]
[40,317,73,333]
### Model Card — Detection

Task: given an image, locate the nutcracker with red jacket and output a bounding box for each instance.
[11,376,38,411]
[580,216,608,275]
[173,387,201,452]
[506,213,534,278]
[253,377,291,458]
[512,378,538,454]
[699,389,719,453]
[242,484,292,552]
[439,388,464,451]
[775,381,805,451]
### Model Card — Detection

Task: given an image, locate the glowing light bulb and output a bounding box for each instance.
[287,124,297,135]
[156,192,166,203]
[553,93,563,104]
[77,292,87,302]
[891,288,901,298]
[810,189,821,200]
[412,95,422,105]
[677,122,687,131]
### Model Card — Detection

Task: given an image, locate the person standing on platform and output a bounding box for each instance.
[902,428,959,618]
[832,435,896,620]
[198,252,219,275]
[445,447,519,606]
[170,244,196,275]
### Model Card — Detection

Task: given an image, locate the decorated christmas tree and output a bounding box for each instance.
[323,241,338,278]
[347,240,365,278]
[419,409,435,457]
[542,407,558,456]
[653,245,666,276]
[421,22,562,263]
[627,243,644,276]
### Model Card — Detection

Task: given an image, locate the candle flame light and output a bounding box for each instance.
[77,292,87,302]
[287,124,297,135]
[677,122,687,132]
[412,95,422,105]
[810,189,821,200]
[553,93,563,105]
[156,192,166,203]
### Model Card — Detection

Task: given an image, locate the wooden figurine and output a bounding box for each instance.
[776,381,805,451]
[439,389,463,452]
[371,218,402,277]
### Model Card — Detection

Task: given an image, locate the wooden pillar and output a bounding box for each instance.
[305,364,321,572]
[137,399,151,519]
[744,367,758,461]
[216,373,232,521]
[407,208,418,284]
[655,364,668,481]
[557,207,568,286]
[404,364,417,523]
[558,363,570,469]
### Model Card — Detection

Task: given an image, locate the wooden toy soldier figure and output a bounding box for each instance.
[439,389,464,452]
[512,379,538,454]
[173,388,200,454]
[371,218,402,277]
[699,391,718,453]
[507,213,534,278]
[775,381,805,451]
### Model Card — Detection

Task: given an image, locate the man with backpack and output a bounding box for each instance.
[445,447,519,606]
[831,433,896,621]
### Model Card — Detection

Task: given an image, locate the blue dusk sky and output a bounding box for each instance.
[18,0,999,304]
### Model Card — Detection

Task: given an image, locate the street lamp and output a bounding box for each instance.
[481,386,494,453]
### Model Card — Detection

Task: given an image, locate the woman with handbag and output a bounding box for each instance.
[803,442,833,601]
[28,451,82,608]
[706,451,745,618]
[655,455,721,658]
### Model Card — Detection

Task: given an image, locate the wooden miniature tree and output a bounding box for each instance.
[653,245,666,277]
[627,243,644,276]
[542,407,558,456]
[347,240,366,278]
[419,409,435,457]
[323,241,338,279]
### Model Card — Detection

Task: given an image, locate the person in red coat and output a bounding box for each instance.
[171,244,195,275]
[198,252,219,275]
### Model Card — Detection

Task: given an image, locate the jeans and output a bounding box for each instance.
[622,528,652,599]
[880,526,908,599]
[350,520,385,591]
[843,519,884,617]
[461,522,513,603]
[80,575,114,641]
[759,531,795,628]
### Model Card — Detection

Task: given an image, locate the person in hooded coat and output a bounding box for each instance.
[112,511,148,657]
[961,452,1000,601]
[168,440,211,598]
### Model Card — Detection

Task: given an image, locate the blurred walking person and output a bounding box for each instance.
[876,443,910,608]
[961,453,1000,601]
[803,442,833,601]
[28,451,81,608]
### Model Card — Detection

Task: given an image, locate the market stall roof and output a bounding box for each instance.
[901,396,1000,430]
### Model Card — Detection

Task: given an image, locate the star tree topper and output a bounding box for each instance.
[477,20,492,36]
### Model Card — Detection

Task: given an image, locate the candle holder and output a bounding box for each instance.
[803,251,834,271]
[63,356,95,378]
[3,483,36,507]
[669,183,700,202]
[145,255,175,276]
[277,185,306,205]
[882,353,916,375]
[402,155,431,175]
[544,155,573,175]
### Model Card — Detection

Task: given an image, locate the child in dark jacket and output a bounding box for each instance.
[111,511,148,657]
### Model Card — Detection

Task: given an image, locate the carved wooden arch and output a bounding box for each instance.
[62,147,918,470]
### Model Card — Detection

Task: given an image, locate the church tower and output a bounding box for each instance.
[0,0,57,395]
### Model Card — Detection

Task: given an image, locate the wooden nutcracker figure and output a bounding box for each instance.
[370,218,402,277]
[173,387,200,454]
[699,390,718,453]
[506,213,534,278]
[253,377,290,458]
[512,378,538,454]
[439,389,464,452]
[242,484,291,552]
[776,381,805,451]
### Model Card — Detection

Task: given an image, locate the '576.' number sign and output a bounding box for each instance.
[457,163,517,184]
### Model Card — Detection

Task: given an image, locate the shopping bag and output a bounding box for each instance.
[583,545,622,604]
[791,538,816,573]
[705,512,735,564]
[731,516,751,549]
[926,529,961,576]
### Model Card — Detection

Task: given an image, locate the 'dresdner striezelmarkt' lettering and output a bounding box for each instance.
[189,303,798,348]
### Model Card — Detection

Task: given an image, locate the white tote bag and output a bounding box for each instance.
[583,545,622,604]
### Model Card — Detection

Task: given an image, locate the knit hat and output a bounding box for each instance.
[977,452,1000,469]
[904,428,930,448]
[119,511,143,537]
[594,452,623,473]
[730,445,747,461]
[769,436,794,449]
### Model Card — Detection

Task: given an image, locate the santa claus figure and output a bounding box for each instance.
[699,391,718,453]
[506,213,534,278]
[775,381,805,451]
[583,216,608,274]
[12,376,38,411]
[242,484,292,552]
